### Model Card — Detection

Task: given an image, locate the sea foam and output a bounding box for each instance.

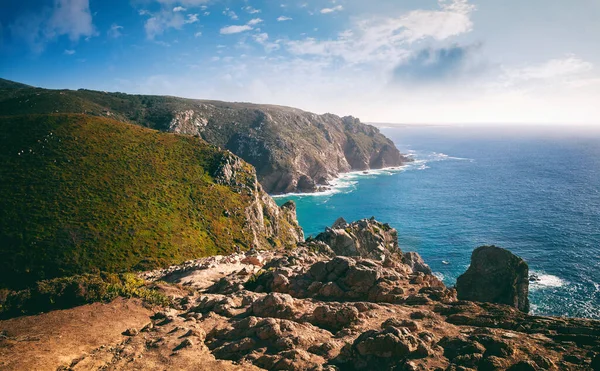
[529,272,566,290]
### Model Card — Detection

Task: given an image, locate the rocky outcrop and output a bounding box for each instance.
[168,105,412,194]
[456,245,530,313]
[403,252,433,275]
[2,220,599,371]
[212,151,304,249]
[314,217,400,261]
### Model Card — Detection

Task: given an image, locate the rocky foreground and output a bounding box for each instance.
[1,219,599,370]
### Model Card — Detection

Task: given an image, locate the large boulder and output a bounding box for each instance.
[315,217,400,261]
[456,246,530,313]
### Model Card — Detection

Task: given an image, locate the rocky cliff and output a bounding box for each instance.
[2,219,598,371]
[456,246,530,313]
[167,106,409,194]
[0,80,411,194]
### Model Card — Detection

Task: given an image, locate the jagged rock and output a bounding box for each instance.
[456,246,530,313]
[332,217,349,229]
[315,218,400,261]
[403,252,433,275]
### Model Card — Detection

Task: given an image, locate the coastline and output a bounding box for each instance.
[272,164,413,199]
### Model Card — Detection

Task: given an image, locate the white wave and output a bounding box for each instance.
[273,149,470,199]
[433,272,445,281]
[529,272,566,290]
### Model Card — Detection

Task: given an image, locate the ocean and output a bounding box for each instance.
[275,125,600,319]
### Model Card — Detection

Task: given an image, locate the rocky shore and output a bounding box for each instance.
[1,218,598,371]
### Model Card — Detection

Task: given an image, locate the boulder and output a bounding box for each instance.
[456,246,530,313]
[315,218,400,261]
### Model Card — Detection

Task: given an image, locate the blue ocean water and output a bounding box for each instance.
[275,125,600,319]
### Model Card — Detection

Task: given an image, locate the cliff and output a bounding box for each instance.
[0,80,411,194]
[0,114,302,289]
[1,218,598,370]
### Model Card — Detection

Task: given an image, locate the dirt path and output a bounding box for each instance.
[0,298,151,370]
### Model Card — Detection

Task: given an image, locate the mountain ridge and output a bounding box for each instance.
[0,79,411,194]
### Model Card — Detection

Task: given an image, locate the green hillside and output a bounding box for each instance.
[0,114,301,289]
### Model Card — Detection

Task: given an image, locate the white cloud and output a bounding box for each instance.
[320,5,343,14]
[247,18,263,26]
[194,31,202,37]
[64,49,76,55]
[47,0,95,41]
[285,0,475,66]
[502,56,593,84]
[244,6,261,14]
[107,23,123,38]
[9,0,96,52]
[223,8,238,20]
[277,16,292,22]
[186,14,199,23]
[253,32,280,52]
[392,0,475,43]
[142,7,200,38]
[173,6,186,12]
[220,25,253,34]
[254,33,269,44]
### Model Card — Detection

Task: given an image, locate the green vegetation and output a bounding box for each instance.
[0,272,170,318]
[0,113,288,289]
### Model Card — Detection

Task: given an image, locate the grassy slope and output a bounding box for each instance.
[0,114,260,289]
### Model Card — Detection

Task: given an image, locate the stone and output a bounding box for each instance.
[456,246,530,312]
[122,328,138,336]
[332,217,349,229]
[315,218,400,261]
[312,304,360,331]
[438,336,486,360]
[403,252,433,275]
[251,293,296,319]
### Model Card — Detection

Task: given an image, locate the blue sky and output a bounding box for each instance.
[1,0,600,124]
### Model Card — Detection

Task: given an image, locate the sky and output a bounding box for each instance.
[1,0,600,125]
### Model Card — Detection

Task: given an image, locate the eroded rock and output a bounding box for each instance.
[456,246,530,313]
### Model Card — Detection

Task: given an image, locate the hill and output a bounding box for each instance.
[0,81,411,194]
[0,113,302,289]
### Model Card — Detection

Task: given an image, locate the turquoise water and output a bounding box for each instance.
[275,125,600,319]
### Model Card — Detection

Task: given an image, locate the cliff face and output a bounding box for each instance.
[0,81,411,194]
[0,114,302,289]
[168,106,409,194]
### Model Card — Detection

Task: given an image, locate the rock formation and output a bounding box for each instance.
[3,219,598,370]
[456,245,530,313]
[314,217,400,261]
